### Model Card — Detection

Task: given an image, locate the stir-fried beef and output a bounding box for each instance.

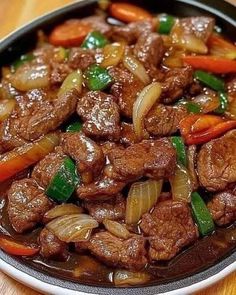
[161,67,193,104]
[39,228,68,261]
[187,145,199,190]
[180,17,215,42]
[77,91,121,141]
[207,190,236,226]
[32,147,66,189]
[197,130,236,191]
[84,194,126,223]
[81,15,112,35]
[68,48,96,70]
[77,231,147,270]
[108,139,176,182]
[145,104,187,136]
[61,132,105,183]
[227,76,236,97]
[109,66,145,118]
[50,62,72,86]
[140,200,198,260]
[7,179,53,233]
[120,122,139,146]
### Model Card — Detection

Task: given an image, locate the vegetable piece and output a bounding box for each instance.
[123,54,150,85]
[46,214,98,243]
[44,204,83,222]
[170,164,192,203]
[66,121,83,132]
[191,192,215,236]
[85,64,113,91]
[214,92,228,114]
[0,235,39,256]
[171,136,187,166]
[110,3,152,23]
[9,64,50,91]
[113,270,150,286]
[0,133,59,182]
[54,47,70,62]
[157,14,175,34]
[101,42,126,68]
[126,179,163,224]
[183,56,236,74]
[133,82,162,140]
[49,21,92,47]
[98,0,111,11]
[103,219,130,239]
[46,157,80,203]
[177,100,201,114]
[58,70,83,97]
[194,70,225,92]
[0,99,16,122]
[73,255,106,278]
[11,53,34,71]
[192,93,220,114]
[81,31,109,49]
[208,34,236,60]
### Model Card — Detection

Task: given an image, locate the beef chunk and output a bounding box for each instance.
[7,179,53,233]
[227,76,236,97]
[84,194,126,223]
[77,231,147,270]
[161,67,193,104]
[39,228,68,261]
[50,62,72,86]
[109,66,145,118]
[81,15,112,35]
[134,32,164,68]
[32,147,66,189]
[108,139,176,182]
[61,132,105,183]
[0,89,78,151]
[197,130,236,191]
[77,91,120,141]
[180,17,215,42]
[207,190,236,226]
[120,122,139,146]
[145,104,187,136]
[68,48,96,70]
[140,200,198,260]
[112,20,154,44]
[187,145,199,190]
[77,174,126,201]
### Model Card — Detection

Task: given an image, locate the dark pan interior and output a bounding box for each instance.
[0,0,235,294]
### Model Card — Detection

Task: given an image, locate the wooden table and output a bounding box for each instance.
[0,0,235,294]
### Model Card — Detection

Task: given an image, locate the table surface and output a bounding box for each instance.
[0,0,236,294]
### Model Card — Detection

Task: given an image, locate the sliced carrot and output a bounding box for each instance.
[183,55,236,74]
[0,235,39,256]
[110,3,152,23]
[208,34,236,59]
[49,21,92,47]
[191,115,224,133]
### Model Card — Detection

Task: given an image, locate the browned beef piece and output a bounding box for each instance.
[134,32,164,68]
[109,66,145,118]
[32,147,66,189]
[180,17,215,42]
[145,104,187,136]
[207,190,236,226]
[77,231,147,270]
[197,130,236,191]
[140,200,198,261]
[7,179,53,233]
[50,62,72,86]
[0,89,78,151]
[39,228,68,261]
[100,141,125,158]
[81,15,112,35]
[68,48,96,70]
[227,76,236,97]
[77,174,126,201]
[61,132,105,183]
[108,139,176,182]
[84,194,126,223]
[77,91,120,141]
[112,20,154,44]
[161,67,193,104]
[187,145,199,190]
[120,122,139,146]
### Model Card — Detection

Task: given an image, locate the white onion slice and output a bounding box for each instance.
[170,164,192,203]
[103,219,130,239]
[133,82,162,140]
[44,204,83,222]
[123,54,150,85]
[46,214,98,243]
[58,70,83,97]
[101,42,125,68]
[0,99,16,122]
[126,179,163,224]
[9,63,50,91]
[113,270,150,286]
